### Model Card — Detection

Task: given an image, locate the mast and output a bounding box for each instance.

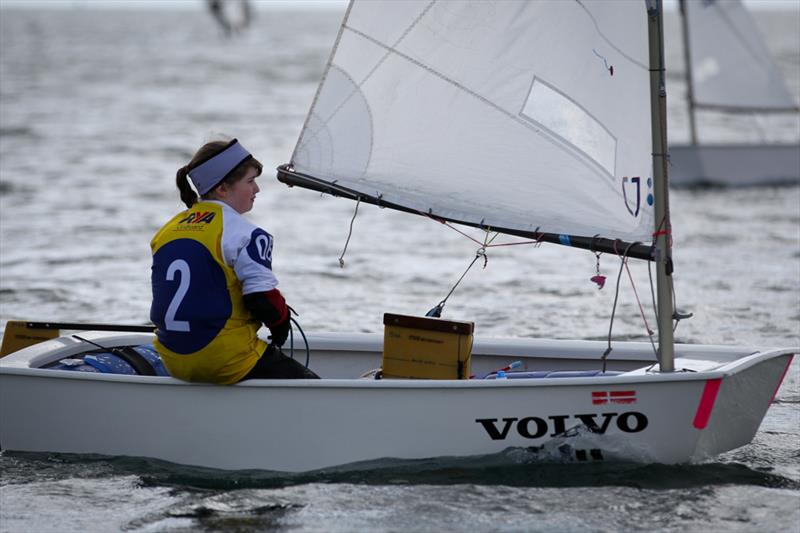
[678,0,698,144]
[647,0,675,372]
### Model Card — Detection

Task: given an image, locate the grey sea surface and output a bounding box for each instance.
[1,4,799,533]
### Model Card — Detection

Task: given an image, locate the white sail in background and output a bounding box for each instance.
[685,0,797,112]
[291,0,655,243]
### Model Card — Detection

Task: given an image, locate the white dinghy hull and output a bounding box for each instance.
[0,332,793,472]
[668,143,800,187]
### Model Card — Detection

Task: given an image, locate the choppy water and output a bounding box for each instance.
[1,5,799,533]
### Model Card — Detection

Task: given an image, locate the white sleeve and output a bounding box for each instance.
[219,206,279,295]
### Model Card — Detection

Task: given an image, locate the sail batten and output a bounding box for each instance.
[287,0,657,247]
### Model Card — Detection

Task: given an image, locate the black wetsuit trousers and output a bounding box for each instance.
[240,345,320,380]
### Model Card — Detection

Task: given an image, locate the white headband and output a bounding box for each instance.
[188,139,252,195]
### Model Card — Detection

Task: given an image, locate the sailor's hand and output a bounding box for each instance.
[269,318,290,347]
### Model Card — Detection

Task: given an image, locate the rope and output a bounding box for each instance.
[652,213,671,247]
[602,240,656,371]
[622,252,658,358]
[332,198,543,317]
[427,231,498,317]
[285,306,311,368]
[429,215,542,249]
[426,252,481,317]
[291,315,311,368]
[648,258,658,323]
[601,243,629,372]
[338,197,361,267]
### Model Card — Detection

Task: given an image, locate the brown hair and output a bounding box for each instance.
[175,139,263,208]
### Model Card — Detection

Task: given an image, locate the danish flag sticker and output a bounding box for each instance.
[592,390,637,405]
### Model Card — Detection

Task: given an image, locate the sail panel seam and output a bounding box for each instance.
[345,25,620,192]
[575,0,649,71]
[291,0,356,165]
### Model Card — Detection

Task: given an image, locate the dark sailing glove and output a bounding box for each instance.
[268,317,290,347]
[243,288,290,346]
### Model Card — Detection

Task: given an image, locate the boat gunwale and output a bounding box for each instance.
[1,347,795,389]
[0,330,773,366]
[1,330,795,389]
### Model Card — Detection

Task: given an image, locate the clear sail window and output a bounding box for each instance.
[521,78,616,176]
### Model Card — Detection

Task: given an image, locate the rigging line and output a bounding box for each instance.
[623,250,659,358]
[648,259,658,324]
[480,231,499,267]
[602,240,659,369]
[290,315,311,368]
[652,213,671,248]
[648,209,662,329]
[429,214,541,249]
[653,213,668,233]
[646,259,673,359]
[429,215,484,246]
[338,197,362,268]
[433,248,486,315]
[482,240,543,248]
[601,241,630,373]
[648,225,682,340]
[483,230,500,248]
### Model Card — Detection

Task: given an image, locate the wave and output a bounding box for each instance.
[3,448,797,492]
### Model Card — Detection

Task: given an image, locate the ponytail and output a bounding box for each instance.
[176,165,198,208]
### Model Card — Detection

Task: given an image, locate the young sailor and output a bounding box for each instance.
[150,138,319,383]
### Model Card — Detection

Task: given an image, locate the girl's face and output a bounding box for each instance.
[216,167,260,214]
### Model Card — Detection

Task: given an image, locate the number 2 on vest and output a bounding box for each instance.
[165,259,191,332]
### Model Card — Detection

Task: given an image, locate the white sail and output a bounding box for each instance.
[291,0,655,243]
[685,0,797,112]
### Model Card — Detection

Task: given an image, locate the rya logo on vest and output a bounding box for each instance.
[179,211,216,224]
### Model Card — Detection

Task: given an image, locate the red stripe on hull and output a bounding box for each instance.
[693,378,723,430]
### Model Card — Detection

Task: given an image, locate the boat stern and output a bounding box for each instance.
[690,349,795,461]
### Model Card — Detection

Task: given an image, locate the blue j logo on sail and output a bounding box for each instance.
[622,176,655,217]
[622,176,640,216]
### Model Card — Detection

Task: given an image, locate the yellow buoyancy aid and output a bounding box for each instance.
[150,201,266,384]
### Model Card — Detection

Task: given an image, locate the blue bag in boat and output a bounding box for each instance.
[51,344,169,376]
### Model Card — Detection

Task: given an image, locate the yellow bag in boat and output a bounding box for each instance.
[381,313,473,379]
